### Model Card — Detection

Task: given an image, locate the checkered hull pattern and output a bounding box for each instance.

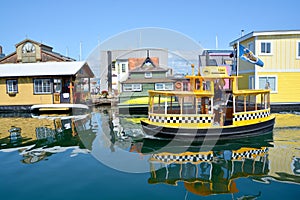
[149,115,212,124]
[231,148,268,160]
[233,110,270,122]
[151,153,214,164]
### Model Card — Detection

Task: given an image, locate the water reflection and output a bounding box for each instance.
[0,114,94,163]
[135,135,272,196]
[0,108,299,198]
[96,107,300,197]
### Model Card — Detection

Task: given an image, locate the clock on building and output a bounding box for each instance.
[22,42,35,53]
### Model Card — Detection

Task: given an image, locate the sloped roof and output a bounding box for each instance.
[122,78,174,84]
[130,56,168,73]
[0,38,75,63]
[15,38,52,49]
[0,61,94,77]
[229,30,300,45]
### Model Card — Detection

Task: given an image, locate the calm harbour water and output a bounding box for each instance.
[0,107,299,200]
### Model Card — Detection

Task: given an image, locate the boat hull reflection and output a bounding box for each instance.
[135,132,273,196]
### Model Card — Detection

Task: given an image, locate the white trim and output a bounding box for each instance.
[155,83,174,91]
[253,30,300,36]
[257,75,278,93]
[248,75,255,89]
[258,40,273,55]
[0,61,89,77]
[239,69,255,74]
[145,72,152,78]
[296,40,300,59]
[257,69,300,72]
[34,78,52,94]
[6,79,18,93]
[123,84,142,92]
[230,30,300,45]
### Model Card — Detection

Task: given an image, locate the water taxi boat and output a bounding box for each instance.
[141,66,275,140]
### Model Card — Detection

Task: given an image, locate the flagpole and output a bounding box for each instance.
[236,41,240,89]
[237,40,239,77]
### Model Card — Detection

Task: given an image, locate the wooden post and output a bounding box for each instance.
[69,79,73,104]
[244,96,247,112]
[255,94,257,110]
[260,94,263,110]
[195,97,198,114]
[268,93,270,109]
[180,97,183,114]
[164,97,168,114]
[233,96,236,113]
[151,96,154,113]
[211,97,213,114]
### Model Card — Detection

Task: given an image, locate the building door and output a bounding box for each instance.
[53,79,62,104]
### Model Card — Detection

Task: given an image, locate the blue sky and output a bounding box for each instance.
[1,0,299,60]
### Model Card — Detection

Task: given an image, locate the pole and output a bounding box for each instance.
[235,41,240,90]
[107,51,112,95]
[236,41,239,78]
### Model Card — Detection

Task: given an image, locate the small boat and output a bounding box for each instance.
[30,103,89,115]
[141,66,275,141]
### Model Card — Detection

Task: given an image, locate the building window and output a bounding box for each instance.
[123,84,142,92]
[249,76,255,89]
[247,42,255,53]
[53,79,62,93]
[145,72,152,78]
[183,82,189,91]
[258,76,277,92]
[34,79,52,94]
[122,64,126,73]
[297,41,300,59]
[6,79,18,93]
[260,41,272,54]
[112,61,116,71]
[155,83,174,90]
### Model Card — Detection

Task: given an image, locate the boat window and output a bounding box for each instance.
[234,93,270,113]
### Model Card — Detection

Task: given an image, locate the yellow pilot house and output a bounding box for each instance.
[230,30,300,111]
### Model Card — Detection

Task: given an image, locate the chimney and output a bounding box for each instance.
[0,45,5,59]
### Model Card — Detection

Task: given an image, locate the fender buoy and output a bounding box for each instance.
[175,82,182,89]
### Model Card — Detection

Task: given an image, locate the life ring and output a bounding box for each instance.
[175,82,182,89]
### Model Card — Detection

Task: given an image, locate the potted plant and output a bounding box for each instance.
[101,90,108,98]
[8,92,17,96]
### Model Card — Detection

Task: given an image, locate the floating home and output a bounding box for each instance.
[118,54,174,114]
[230,30,300,112]
[0,61,94,112]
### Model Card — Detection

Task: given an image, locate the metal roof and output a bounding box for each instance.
[0,61,88,77]
[229,30,300,46]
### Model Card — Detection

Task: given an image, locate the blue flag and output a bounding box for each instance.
[239,44,264,67]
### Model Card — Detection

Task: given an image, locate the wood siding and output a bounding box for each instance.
[0,77,53,106]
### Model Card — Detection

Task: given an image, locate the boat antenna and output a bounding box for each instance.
[191,64,195,75]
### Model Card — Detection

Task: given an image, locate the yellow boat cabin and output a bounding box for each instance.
[141,66,275,140]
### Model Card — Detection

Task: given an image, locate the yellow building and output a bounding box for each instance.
[0,61,94,111]
[0,38,94,112]
[230,30,300,111]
